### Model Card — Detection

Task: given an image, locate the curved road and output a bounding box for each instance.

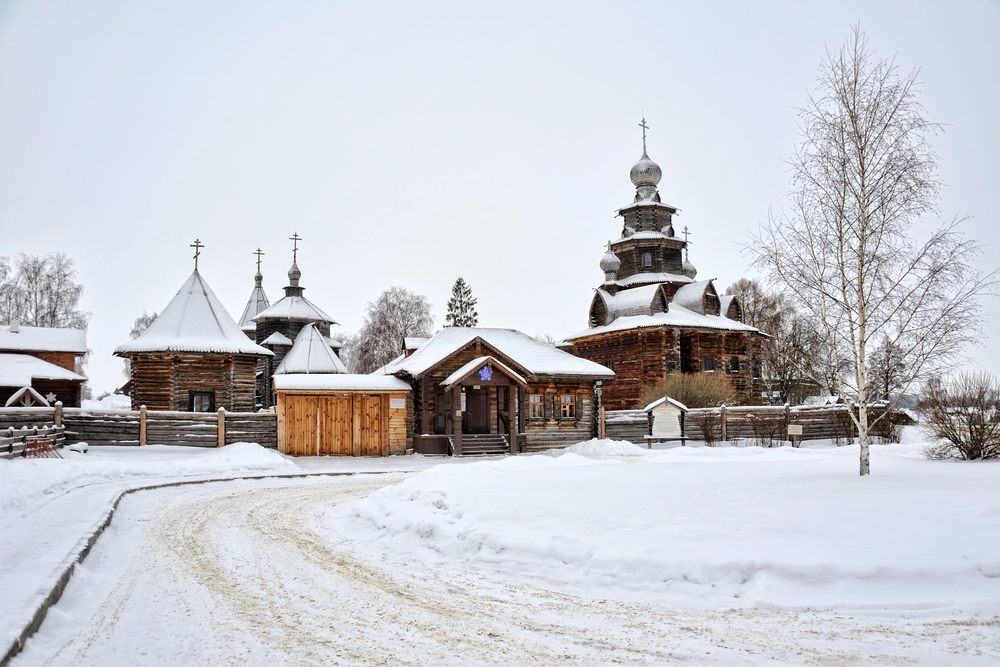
[14,475,995,666]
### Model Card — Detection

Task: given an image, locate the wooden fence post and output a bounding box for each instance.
[139,405,147,446]
[54,401,63,427]
[218,408,226,448]
[720,405,728,442]
[785,403,791,445]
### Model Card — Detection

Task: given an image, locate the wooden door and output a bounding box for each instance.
[466,388,489,434]
[359,395,384,456]
[318,395,353,456]
[285,395,318,456]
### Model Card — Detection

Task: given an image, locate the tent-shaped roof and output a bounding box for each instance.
[238,281,270,332]
[275,323,348,374]
[114,271,273,357]
[0,353,86,387]
[0,325,87,354]
[380,328,614,380]
[253,295,336,324]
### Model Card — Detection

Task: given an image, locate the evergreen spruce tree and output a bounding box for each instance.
[445,277,478,327]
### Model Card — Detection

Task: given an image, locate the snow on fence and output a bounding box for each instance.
[604,409,650,444]
[0,405,277,451]
[0,423,66,459]
[685,403,899,446]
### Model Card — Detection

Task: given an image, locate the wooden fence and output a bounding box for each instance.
[604,409,650,444]
[1,424,66,460]
[685,403,899,445]
[0,404,277,452]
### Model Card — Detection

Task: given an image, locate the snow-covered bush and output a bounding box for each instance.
[921,372,1000,460]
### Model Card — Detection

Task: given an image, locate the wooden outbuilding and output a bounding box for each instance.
[0,323,88,407]
[274,374,410,456]
[114,269,273,412]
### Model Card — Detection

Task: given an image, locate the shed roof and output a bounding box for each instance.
[380,328,615,380]
[114,271,273,357]
[273,374,411,392]
[0,325,87,354]
[275,323,348,375]
[0,353,86,387]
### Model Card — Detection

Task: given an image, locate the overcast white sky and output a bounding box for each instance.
[1,0,998,395]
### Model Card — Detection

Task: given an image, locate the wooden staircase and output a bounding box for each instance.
[456,434,509,456]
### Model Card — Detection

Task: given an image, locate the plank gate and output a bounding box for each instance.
[281,393,389,457]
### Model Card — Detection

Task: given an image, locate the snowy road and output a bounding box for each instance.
[13,474,998,666]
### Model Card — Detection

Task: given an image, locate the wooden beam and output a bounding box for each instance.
[452,386,462,456]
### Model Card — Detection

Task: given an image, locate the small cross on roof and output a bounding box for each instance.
[289,232,302,261]
[254,247,265,272]
[191,239,204,270]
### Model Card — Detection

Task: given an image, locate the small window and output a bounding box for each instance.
[605,360,614,371]
[190,391,215,413]
[642,252,653,268]
[730,356,740,373]
[560,395,576,418]
[703,356,716,372]
[529,394,544,418]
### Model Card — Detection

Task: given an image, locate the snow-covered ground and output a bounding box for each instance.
[3,430,999,665]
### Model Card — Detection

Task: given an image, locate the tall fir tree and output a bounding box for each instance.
[445,277,478,327]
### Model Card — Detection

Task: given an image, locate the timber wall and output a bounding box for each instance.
[127,353,259,412]
[0,406,277,450]
[685,404,900,444]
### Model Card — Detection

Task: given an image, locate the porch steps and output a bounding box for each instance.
[458,434,509,456]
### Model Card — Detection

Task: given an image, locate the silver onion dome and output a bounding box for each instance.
[600,248,621,274]
[629,151,662,188]
[681,257,698,279]
[287,260,302,285]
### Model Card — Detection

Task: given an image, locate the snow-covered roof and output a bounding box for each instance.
[642,396,689,412]
[261,332,294,346]
[404,337,429,351]
[0,325,87,354]
[606,272,693,288]
[326,336,343,350]
[441,356,527,390]
[253,295,336,324]
[275,323,348,375]
[114,271,273,357]
[238,284,270,332]
[595,284,665,321]
[273,374,411,392]
[672,280,716,315]
[4,386,51,407]
[380,328,615,380]
[566,305,761,341]
[0,353,86,387]
[616,200,680,213]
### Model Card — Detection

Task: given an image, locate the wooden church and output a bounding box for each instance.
[561,123,764,410]
[114,243,273,412]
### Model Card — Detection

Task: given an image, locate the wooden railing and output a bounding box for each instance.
[0,424,66,459]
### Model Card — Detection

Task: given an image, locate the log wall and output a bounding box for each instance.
[685,404,900,444]
[127,353,259,412]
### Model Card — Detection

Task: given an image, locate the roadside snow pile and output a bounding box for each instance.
[331,442,1000,609]
[1,443,297,515]
[81,394,133,410]
[562,438,650,457]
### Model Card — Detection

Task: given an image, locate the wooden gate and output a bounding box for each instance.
[318,395,352,456]
[358,395,384,456]
[285,395,318,456]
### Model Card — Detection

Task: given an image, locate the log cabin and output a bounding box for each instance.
[378,327,615,454]
[0,322,87,407]
[560,130,765,410]
[114,269,273,412]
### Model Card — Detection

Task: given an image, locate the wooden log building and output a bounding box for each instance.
[379,328,615,454]
[560,127,764,410]
[114,266,273,412]
[0,322,88,407]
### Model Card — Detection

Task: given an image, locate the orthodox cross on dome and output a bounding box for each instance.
[289,232,302,262]
[638,117,649,153]
[191,239,204,270]
[254,247,265,272]
[683,225,692,260]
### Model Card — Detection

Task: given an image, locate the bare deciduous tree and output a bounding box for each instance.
[921,372,1000,460]
[123,311,158,378]
[344,287,434,374]
[749,26,996,475]
[0,253,90,329]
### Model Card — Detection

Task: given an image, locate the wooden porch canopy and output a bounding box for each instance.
[439,356,525,456]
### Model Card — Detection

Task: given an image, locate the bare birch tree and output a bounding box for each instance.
[345,286,434,374]
[0,253,90,329]
[750,26,996,475]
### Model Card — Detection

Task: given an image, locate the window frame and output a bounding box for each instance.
[702,356,716,372]
[528,394,544,419]
[560,394,576,419]
[189,391,215,413]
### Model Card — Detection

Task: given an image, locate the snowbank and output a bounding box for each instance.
[329,441,1000,609]
[81,394,132,410]
[1,443,297,516]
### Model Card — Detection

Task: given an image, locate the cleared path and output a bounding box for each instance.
[12,475,996,666]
